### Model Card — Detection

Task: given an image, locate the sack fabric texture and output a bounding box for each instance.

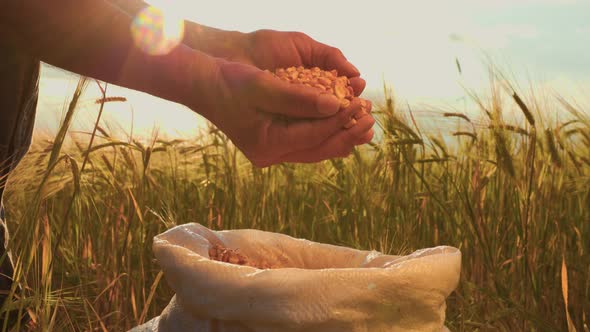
[130,223,461,332]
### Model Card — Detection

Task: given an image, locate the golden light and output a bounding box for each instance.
[130,6,185,56]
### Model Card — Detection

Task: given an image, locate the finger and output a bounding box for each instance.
[355,128,374,145]
[349,77,366,96]
[352,98,372,116]
[293,33,360,78]
[364,99,373,113]
[267,102,361,152]
[310,43,360,78]
[219,62,340,119]
[317,45,361,78]
[273,114,376,164]
[254,71,342,118]
[348,97,372,119]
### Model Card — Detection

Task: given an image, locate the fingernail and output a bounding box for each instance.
[317,93,340,115]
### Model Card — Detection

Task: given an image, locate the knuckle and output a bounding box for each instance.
[289,31,308,41]
[253,29,273,41]
[328,46,345,59]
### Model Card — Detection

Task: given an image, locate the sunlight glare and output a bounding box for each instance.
[130,6,185,56]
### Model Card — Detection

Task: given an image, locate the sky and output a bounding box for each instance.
[37,0,590,138]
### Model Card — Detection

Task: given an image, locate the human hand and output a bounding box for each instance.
[188,59,374,167]
[236,29,367,97]
[182,25,366,96]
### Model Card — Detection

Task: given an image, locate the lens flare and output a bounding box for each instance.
[130,6,185,56]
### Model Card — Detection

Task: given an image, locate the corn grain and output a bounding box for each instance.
[343,118,357,129]
[272,66,370,129]
[208,244,276,269]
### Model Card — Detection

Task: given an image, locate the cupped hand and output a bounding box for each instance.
[190,59,374,168]
[239,29,367,97]
[182,25,365,95]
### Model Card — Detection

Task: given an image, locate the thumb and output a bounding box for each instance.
[254,72,341,119]
[314,44,360,78]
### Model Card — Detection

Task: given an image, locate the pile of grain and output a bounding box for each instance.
[208,244,274,269]
[272,66,369,128]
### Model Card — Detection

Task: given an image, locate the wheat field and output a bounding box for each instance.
[1,73,589,331]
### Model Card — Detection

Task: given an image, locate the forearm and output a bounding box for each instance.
[107,0,248,59]
[108,0,148,16]
[183,21,248,60]
[1,0,218,109]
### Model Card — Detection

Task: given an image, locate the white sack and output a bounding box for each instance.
[130,223,461,332]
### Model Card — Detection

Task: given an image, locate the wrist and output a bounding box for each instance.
[183,21,249,60]
[122,44,221,117]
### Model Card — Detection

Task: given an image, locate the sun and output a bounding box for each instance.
[130,5,185,56]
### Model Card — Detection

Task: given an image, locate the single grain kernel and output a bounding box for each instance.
[340,98,351,109]
[334,84,348,99]
[317,77,332,86]
[313,84,327,91]
[354,110,369,120]
[343,118,357,129]
[347,86,355,97]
